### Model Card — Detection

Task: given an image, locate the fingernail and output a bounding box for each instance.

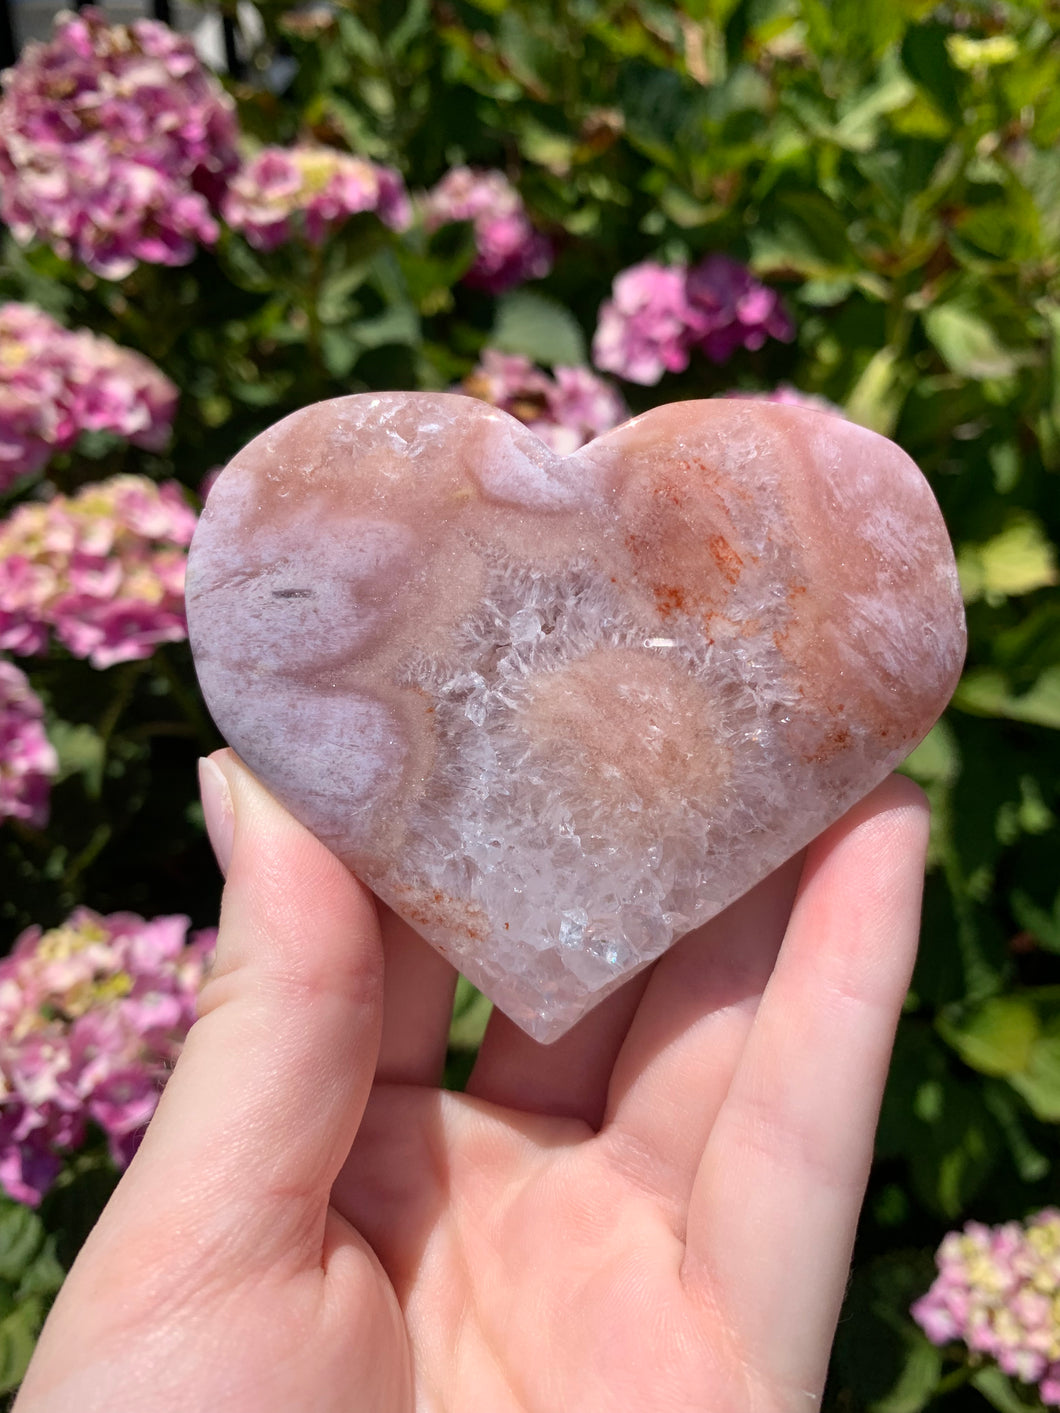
[199,755,234,876]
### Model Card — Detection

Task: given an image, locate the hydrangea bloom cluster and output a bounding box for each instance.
[0,908,214,1205]
[912,1210,1060,1404]
[593,256,794,385]
[0,303,177,491]
[0,660,57,829]
[461,350,628,454]
[222,145,412,250]
[421,167,553,294]
[0,7,239,279]
[0,475,197,669]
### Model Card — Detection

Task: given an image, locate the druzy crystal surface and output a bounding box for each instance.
[186,395,966,1042]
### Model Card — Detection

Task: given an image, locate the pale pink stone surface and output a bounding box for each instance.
[186,395,966,1042]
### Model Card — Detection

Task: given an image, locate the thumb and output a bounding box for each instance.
[101,749,384,1271]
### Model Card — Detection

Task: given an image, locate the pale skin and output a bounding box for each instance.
[14,750,930,1413]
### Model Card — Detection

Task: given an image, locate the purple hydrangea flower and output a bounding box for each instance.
[913,1211,1060,1405]
[0,659,57,828]
[461,349,627,453]
[685,254,795,363]
[0,908,214,1204]
[422,168,553,294]
[0,475,197,668]
[0,303,177,491]
[592,256,794,385]
[222,145,412,250]
[0,7,239,278]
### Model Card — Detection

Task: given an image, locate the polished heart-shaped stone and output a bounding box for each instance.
[186,394,965,1042]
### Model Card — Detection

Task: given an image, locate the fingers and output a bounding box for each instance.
[92,750,385,1277]
[682,775,929,1396]
[466,975,649,1127]
[375,903,458,1085]
[464,838,794,1135]
[600,853,804,1222]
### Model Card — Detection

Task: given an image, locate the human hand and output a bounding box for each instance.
[14,750,928,1413]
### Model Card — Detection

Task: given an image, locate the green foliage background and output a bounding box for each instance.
[2,0,1060,1405]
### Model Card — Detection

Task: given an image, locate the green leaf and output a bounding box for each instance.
[1039,296,1060,449]
[686,0,741,24]
[496,10,560,96]
[901,22,961,120]
[982,1081,1051,1182]
[1010,1033,1060,1122]
[0,1297,44,1394]
[880,1029,998,1216]
[492,290,587,366]
[955,184,1041,263]
[616,63,690,164]
[382,0,431,57]
[751,191,858,279]
[845,346,906,436]
[217,233,275,293]
[397,225,477,308]
[0,1204,48,1286]
[939,993,1060,1124]
[16,1240,64,1301]
[658,187,726,229]
[874,1339,946,1413]
[515,118,578,176]
[337,10,382,65]
[317,263,371,324]
[922,303,1022,381]
[352,303,420,351]
[957,514,1058,604]
[938,997,1039,1077]
[832,65,917,153]
[0,1201,63,1391]
[953,666,1060,730]
[47,721,104,797]
[946,34,1019,73]
[901,719,960,787]
[448,976,493,1050]
[1010,888,1060,954]
[927,1115,995,1216]
[971,1365,1036,1413]
[319,326,358,379]
[829,1251,944,1413]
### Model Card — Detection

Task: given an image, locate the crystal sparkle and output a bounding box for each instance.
[186,394,966,1041]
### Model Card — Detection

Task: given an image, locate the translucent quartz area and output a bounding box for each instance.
[186,395,966,1042]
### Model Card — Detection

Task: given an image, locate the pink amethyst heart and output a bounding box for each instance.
[186,394,966,1042]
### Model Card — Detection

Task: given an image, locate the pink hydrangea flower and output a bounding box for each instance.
[592,256,794,385]
[0,908,214,1203]
[912,1210,1060,1406]
[0,475,197,668]
[0,7,239,279]
[0,659,57,828]
[222,145,412,250]
[462,350,627,453]
[0,303,177,490]
[592,261,696,386]
[422,168,553,294]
